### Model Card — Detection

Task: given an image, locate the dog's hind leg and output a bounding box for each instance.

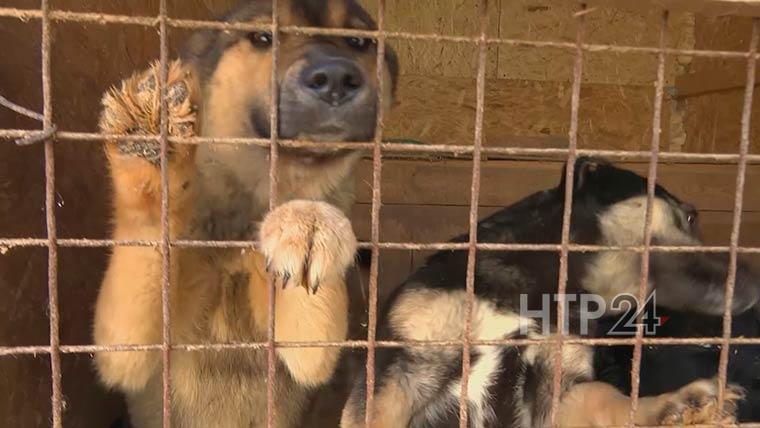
[518,336,744,427]
[515,337,595,427]
[340,345,463,428]
[556,377,743,427]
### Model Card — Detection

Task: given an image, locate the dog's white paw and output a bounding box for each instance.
[259,200,357,293]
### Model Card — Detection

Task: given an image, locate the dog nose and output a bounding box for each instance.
[301,59,364,106]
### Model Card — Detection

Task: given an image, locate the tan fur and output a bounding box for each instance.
[326,0,348,28]
[583,196,699,307]
[345,285,740,428]
[94,34,363,427]
[197,1,394,217]
[94,1,396,425]
[557,377,742,427]
[341,380,413,428]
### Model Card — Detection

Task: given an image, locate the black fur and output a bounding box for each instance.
[594,304,760,422]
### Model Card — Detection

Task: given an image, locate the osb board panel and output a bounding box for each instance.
[674,16,755,98]
[497,1,695,85]
[681,15,760,154]
[387,75,670,150]
[685,15,753,81]
[354,159,760,211]
[49,0,159,14]
[682,87,760,154]
[362,0,695,84]
[361,0,501,79]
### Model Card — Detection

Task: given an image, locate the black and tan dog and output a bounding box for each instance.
[342,158,755,427]
[594,285,760,422]
[93,1,397,427]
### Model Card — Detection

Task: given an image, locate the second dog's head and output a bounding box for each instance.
[182,0,398,160]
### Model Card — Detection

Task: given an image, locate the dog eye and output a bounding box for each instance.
[687,212,697,225]
[345,36,374,50]
[247,31,273,47]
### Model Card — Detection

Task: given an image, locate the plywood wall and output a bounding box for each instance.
[677,14,760,154]
[357,0,700,151]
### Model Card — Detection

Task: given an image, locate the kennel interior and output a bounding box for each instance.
[1,0,760,426]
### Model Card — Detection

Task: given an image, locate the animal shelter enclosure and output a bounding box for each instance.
[2,0,760,426]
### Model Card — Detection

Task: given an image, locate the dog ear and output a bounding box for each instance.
[181,29,216,64]
[573,157,601,191]
[355,248,373,270]
[559,156,605,192]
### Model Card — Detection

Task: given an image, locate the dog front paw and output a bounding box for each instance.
[259,200,357,293]
[657,377,743,425]
[100,60,198,165]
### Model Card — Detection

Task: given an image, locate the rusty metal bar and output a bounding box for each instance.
[6,335,760,358]
[39,0,62,425]
[716,17,759,422]
[2,238,760,254]
[157,0,173,425]
[0,94,56,146]
[5,129,760,164]
[548,4,586,426]
[458,0,488,426]
[627,10,670,427]
[364,0,386,425]
[265,0,281,426]
[0,94,45,122]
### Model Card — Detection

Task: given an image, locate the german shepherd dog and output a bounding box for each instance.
[342,158,752,427]
[93,0,397,427]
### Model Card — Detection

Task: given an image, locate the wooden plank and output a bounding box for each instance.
[351,204,760,278]
[675,67,759,98]
[354,159,760,212]
[585,0,760,17]
[352,204,760,246]
[682,86,760,154]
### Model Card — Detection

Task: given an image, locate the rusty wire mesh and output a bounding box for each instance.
[1,1,760,428]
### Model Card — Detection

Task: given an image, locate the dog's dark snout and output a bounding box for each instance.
[301,59,363,106]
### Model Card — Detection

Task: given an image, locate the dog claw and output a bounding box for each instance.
[282,271,291,289]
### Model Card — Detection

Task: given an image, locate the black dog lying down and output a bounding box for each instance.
[595,305,760,422]
[342,157,759,428]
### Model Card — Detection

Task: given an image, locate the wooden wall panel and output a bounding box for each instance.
[354,159,760,211]
[497,1,695,85]
[678,15,760,154]
[351,203,760,307]
[352,160,760,300]
[361,0,501,78]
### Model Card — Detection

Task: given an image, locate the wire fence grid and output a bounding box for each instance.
[1,1,760,427]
